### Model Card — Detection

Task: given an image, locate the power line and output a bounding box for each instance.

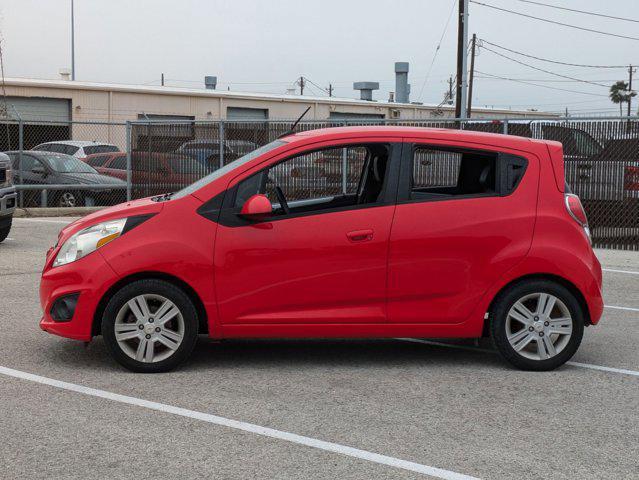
[302,76,331,96]
[480,45,611,87]
[417,0,457,101]
[475,70,609,97]
[515,0,639,23]
[470,0,639,41]
[479,39,631,69]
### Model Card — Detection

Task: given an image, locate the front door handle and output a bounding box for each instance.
[347,229,374,242]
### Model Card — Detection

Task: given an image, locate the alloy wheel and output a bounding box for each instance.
[505,292,573,361]
[114,294,185,363]
[59,192,77,208]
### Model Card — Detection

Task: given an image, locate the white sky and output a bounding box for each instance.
[1,0,638,114]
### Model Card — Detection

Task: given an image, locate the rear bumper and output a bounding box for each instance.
[585,251,604,325]
[0,186,16,217]
[39,251,119,342]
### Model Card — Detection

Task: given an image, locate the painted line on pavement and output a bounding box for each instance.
[0,365,479,480]
[603,268,639,276]
[397,338,639,378]
[13,218,74,224]
[605,305,639,312]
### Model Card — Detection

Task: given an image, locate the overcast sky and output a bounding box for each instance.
[1,0,638,114]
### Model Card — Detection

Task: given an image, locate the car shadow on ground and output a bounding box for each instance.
[40,336,507,374]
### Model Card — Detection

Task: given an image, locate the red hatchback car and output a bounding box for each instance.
[40,127,603,372]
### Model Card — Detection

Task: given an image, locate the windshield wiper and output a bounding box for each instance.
[151,192,174,202]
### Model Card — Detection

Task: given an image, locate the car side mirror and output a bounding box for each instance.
[32,166,46,176]
[239,194,272,220]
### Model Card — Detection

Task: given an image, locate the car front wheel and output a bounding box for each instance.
[102,279,199,373]
[490,280,584,371]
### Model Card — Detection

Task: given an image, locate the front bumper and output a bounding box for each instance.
[0,186,17,217]
[39,251,119,342]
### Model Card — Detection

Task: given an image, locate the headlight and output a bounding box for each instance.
[53,218,127,267]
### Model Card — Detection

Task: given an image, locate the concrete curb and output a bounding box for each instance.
[13,207,105,218]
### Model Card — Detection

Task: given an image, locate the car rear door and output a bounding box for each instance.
[387,139,538,325]
[213,138,401,327]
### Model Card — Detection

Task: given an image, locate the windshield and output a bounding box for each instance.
[172,140,286,199]
[44,153,98,174]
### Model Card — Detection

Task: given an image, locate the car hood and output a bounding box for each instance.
[57,172,126,185]
[54,197,164,247]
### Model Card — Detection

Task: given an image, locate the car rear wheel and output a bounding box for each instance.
[490,280,584,371]
[102,279,199,373]
[57,191,83,208]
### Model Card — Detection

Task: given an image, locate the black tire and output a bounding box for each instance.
[102,279,199,373]
[0,216,13,242]
[490,279,584,371]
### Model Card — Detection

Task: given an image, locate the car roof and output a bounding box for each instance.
[36,140,117,147]
[282,126,537,149]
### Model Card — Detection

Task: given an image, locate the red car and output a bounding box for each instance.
[40,127,603,373]
[84,152,204,195]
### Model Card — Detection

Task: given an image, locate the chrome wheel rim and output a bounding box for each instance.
[114,294,185,363]
[506,293,573,361]
[59,192,76,208]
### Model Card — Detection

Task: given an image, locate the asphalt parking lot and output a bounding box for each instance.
[1,217,638,480]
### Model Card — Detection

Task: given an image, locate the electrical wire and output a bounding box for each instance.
[480,45,611,87]
[515,0,639,23]
[302,77,331,96]
[475,70,609,97]
[417,0,457,101]
[470,0,639,41]
[479,39,632,69]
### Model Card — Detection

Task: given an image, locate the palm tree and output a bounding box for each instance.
[609,80,636,116]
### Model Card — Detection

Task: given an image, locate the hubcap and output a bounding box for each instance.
[505,292,573,361]
[114,294,185,363]
[60,192,76,208]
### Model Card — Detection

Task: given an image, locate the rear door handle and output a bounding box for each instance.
[347,229,374,242]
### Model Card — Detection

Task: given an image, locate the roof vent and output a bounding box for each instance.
[353,81,379,101]
[204,76,217,90]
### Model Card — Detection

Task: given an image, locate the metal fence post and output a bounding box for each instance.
[342,120,348,194]
[219,120,225,169]
[17,119,24,208]
[125,121,132,202]
[502,119,509,135]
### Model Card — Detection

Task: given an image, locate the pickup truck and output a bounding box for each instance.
[0,152,17,242]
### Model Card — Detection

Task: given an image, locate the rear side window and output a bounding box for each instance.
[109,156,127,170]
[407,146,527,201]
[86,155,109,167]
[411,147,497,200]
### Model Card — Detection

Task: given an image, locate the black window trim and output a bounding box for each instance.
[396,143,529,205]
[201,141,403,226]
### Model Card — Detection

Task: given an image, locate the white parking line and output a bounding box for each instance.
[603,268,639,276]
[605,305,639,312]
[0,365,479,480]
[14,218,74,224]
[397,339,639,378]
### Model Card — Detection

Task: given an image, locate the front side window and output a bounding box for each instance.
[233,143,391,216]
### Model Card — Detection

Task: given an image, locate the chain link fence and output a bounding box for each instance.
[2,117,637,249]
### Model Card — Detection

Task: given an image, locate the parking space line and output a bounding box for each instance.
[605,305,639,312]
[13,218,74,224]
[602,268,639,276]
[397,339,639,378]
[0,365,480,480]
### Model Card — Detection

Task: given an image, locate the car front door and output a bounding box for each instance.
[213,139,401,327]
[387,140,538,325]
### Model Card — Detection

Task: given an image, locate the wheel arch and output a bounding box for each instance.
[482,273,591,337]
[92,271,208,337]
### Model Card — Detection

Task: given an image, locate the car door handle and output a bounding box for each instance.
[347,229,374,242]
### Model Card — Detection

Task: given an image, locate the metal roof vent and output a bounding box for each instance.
[353,81,379,101]
[204,76,218,90]
[395,62,410,103]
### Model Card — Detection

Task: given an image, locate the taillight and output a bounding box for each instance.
[565,193,591,244]
[5,168,12,184]
[624,166,639,191]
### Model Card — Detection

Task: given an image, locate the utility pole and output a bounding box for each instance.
[299,76,305,95]
[161,73,164,86]
[448,75,454,104]
[328,83,333,97]
[467,33,477,118]
[455,0,469,120]
[71,0,75,80]
[628,65,635,117]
